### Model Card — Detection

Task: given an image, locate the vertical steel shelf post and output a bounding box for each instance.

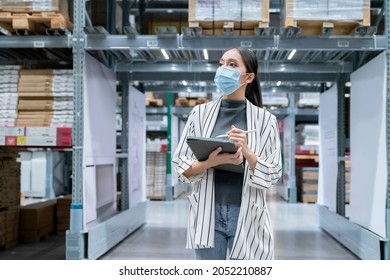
[165,92,173,201]
[120,73,130,210]
[336,74,347,217]
[66,0,86,260]
[288,93,297,203]
[385,0,390,260]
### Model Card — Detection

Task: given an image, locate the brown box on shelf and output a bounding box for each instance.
[19,69,54,76]
[4,205,19,245]
[19,224,54,243]
[19,199,56,243]
[56,195,70,233]
[0,210,5,247]
[56,195,71,217]
[298,193,317,203]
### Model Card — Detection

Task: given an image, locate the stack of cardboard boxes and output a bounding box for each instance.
[19,198,56,243]
[0,147,21,248]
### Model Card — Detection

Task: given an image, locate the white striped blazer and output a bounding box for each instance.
[172,96,282,260]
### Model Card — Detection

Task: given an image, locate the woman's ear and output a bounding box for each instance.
[246,73,255,83]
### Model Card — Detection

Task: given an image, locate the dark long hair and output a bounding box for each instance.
[234,47,263,108]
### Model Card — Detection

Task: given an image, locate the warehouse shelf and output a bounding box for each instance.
[0,0,388,261]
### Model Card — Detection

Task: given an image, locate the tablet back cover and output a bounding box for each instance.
[186,136,244,173]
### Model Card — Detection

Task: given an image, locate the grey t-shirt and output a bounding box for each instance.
[210,99,247,205]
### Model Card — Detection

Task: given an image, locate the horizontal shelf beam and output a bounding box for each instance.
[0,35,385,52]
[86,35,387,51]
[118,62,352,73]
[145,85,322,93]
[125,71,339,82]
[0,36,72,48]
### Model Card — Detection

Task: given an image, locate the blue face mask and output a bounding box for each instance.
[213,66,247,95]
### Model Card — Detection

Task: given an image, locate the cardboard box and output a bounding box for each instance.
[57,127,72,138]
[26,137,57,146]
[19,224,54,243]
[56,195,71,232]
[19,199,56,231]
[26,127,57,137]
[5,127,25,136]
[56,136,71,147]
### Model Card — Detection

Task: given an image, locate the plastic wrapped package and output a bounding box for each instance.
[0,0,60,12]
[283,0,369,22]
[190,0,268,22]
[297,92,320,107]
[262,92,289,107]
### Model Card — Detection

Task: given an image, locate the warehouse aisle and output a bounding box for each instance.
[99,188,359,260]
[0,187,358,260]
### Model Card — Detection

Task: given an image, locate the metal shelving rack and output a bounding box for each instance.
[0,0,388,260]
[386,0,390,261]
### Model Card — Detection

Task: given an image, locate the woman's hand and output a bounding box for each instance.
[182,145,243,178]
[207,146,243,167]
[225,125,257,170]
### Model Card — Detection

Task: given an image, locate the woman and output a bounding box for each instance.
[172,47,282,260]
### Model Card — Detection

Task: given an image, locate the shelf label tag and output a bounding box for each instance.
[337,41,349,48]
[147,40,158,47]
[33,41,45,48]
[240,41,252,48]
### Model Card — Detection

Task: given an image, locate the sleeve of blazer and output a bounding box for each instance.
[171,105,206,183]
[250,114,282,190]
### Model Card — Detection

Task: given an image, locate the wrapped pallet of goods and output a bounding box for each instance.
[281,0,370,35]
[188,0,269,35]
[0,0,72,34]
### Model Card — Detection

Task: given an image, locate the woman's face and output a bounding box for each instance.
[219,48,247,75]
[218,49,254,85]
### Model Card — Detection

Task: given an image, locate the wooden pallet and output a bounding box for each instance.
[0,11,73,35]
[147,195,166,201]
[298,193,317,204]
[146,98,164,107]
[189,20,269,36]
[281,0,371,36]
[283,19,370,36]
[175,97,209,107]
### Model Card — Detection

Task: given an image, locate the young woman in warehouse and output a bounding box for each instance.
[172,47,282,260]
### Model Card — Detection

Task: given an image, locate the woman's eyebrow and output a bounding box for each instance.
[221,58,239,64]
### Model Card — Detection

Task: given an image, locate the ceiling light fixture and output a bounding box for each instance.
[203,49,209,60]
[288,49,296,60]
[161,49,169,60]
[276,81,282,86]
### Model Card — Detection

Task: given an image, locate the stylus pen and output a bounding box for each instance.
[215,129,257,138]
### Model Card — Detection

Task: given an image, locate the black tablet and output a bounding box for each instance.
[186,136,244,173]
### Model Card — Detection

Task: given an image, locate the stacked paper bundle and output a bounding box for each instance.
[191,0,267,22]
[262,92,289,107]
[297,92,320,108]
[285,0,368,21]
[16,69,73,128]
[0,66,20,127]
[145,151,167,199]
[295,124,319,146]
[0,0,61,12]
